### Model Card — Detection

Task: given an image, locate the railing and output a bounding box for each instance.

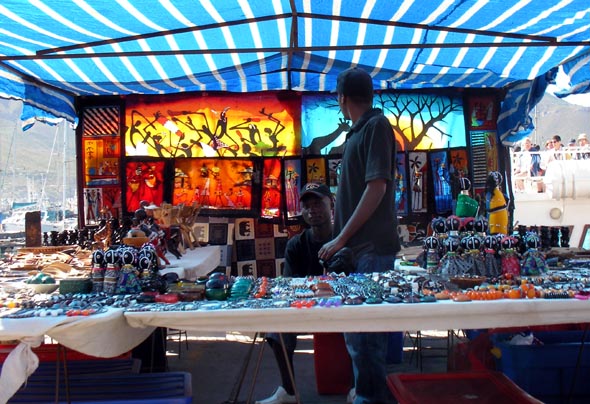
[511,149,590,198]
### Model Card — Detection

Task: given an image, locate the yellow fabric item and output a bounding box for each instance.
[488,188,508,234]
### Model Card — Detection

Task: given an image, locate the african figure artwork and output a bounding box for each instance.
[409,152,428,213]
[173,158,254,211]
[124,93,299,158]
[284,159,303,220]
[125,161,165,212]
[261,159,282,219]
[430,151,452,214]
[83,187,103,225]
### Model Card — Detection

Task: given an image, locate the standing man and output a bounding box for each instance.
[319,67,400,404]
[256,183,334,404]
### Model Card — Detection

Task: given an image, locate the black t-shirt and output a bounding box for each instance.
[334,108,400,255]
[283,229,326,277]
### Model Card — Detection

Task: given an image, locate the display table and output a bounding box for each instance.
[124,298,590,334]
[161,246,221,280]
[0,308,154,404]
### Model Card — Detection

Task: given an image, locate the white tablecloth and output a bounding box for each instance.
[125,298,590,334]
[165,246,221,280]
[0,308,154,404]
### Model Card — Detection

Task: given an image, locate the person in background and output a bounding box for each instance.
[577,133,589,160]
[319,67,399,404]
[544,139,554,151]
[256,183,334,404]
[513,137,533,191]
[568,138,577,148]
[551,135,569,160]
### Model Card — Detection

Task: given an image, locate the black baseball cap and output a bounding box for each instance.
[335,67,374,99]
[300,183,332,201]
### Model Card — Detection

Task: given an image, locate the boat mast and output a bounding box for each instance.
[62,120,67,230]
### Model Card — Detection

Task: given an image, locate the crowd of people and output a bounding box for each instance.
[513,133,589,192]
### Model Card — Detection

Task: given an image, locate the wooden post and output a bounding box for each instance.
[25,211,42,247]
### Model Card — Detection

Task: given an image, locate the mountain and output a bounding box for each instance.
[531,93,590,146]
[0,99,77,211]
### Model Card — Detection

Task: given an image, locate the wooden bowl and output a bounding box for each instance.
[449,276,487,289]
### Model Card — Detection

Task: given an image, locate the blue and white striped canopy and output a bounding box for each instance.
[1,0,589,124]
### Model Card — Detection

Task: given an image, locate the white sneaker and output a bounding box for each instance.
[346,387,356,404]
[255,386,296,404]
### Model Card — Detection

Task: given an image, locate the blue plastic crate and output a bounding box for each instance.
[464,329,488,341]
[8,371,192,404]
[493,330,590,404]
[31,359,141,378]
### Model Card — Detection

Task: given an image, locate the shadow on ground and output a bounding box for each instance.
[165,330,453,404]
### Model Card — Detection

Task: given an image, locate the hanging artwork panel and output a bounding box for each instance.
[284,158,303,220]
[125,161,165,212]
[124,93,299,158]
[81,106,121,188]
[468,96,497,130]
[449,148,470,198]
[470,131,493,188]
[408,152,428,213]
[377,93,466,150]
[429,151,452,214]
[82,137,120,187]
[100,187,122,220]
[261,158,282,220]
[173,158,255,215]
[300,93,466,156]
[83,187,103,225]
[304,157,327,184]
[327,158,342,188]
[395,153,409,216]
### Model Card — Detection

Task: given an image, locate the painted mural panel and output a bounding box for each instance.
[125,94,299,158]
[301,93,466,156]
[173,158,254,212]
[125,161,165,212]
[301,95,349,155]
[377,93,466,151]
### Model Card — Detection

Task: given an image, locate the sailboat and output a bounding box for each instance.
[0,119,78,234]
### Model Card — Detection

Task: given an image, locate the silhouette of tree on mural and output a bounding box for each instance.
[377,93,463,150]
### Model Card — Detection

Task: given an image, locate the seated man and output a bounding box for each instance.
[256,183,334,404]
